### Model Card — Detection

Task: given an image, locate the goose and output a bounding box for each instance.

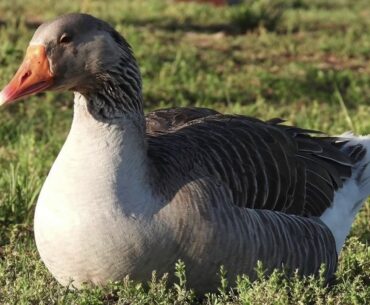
[1,13,369,294]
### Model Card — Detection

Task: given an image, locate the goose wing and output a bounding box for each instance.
[146,107,219,134]
[147,110,355,217]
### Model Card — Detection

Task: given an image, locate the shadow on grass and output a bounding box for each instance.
[120,1,285,35]
[0,0,288,35]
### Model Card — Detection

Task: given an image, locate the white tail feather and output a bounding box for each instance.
[320,134,370,253]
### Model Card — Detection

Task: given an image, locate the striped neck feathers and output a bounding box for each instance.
[82,52,145,126]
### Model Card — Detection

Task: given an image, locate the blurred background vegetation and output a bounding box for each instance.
[0,0,369,304]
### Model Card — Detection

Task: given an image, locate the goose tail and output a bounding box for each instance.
[320,134,370,253]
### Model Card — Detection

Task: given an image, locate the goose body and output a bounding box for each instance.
[1,14,369,293]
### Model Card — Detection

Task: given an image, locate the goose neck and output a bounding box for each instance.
[62,92,152,215]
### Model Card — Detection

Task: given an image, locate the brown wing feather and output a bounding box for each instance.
[146,107,219,134]
[147,108,357,217]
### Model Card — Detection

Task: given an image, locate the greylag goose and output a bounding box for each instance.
[1,13,369,294]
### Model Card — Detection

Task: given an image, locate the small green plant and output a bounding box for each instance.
[174,260,196,304]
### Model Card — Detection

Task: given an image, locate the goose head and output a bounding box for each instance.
[0,13,143,119]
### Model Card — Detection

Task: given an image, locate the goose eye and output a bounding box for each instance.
[59,34,72,44]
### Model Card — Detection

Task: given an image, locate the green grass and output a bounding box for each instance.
[0,0,370,304]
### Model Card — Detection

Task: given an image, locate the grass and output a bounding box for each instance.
[0,0,370,303]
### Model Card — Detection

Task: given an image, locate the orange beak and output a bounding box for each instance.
[0,45,54,106]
